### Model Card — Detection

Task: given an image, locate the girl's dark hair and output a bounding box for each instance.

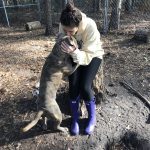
[60,3,82,27]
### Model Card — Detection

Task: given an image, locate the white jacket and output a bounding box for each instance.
[59,13,104,65]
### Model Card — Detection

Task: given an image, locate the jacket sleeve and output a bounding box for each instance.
[71,22,101,65]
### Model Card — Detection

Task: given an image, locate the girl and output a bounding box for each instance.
[59,3,104,135]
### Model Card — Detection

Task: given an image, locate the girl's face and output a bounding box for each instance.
[62,26,78,36]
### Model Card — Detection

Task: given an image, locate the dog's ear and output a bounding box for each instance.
[56,35,78,48]
[70,36,78,47]
[55,33,65,43]
[63,37,74,46]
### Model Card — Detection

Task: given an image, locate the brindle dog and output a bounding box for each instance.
[22,35,78,133]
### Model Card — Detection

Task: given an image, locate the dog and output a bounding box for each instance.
[22,35,79,133]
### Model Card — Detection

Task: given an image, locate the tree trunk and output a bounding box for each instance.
[93,0,100,12]
[109,0,123,30]
[60,0,64,10]
[102,0,109,34]
[44,0,54,36]
[138,0,150,11]
[92,60,105,104]
[0,1,5,23]
[13,0,18,6]
[125,0,133,12]
[13,0,18,10]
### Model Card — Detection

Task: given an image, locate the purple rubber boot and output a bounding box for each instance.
[70,96,80,135]
[85,98,96,135]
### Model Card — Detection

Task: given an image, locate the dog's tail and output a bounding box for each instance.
[21,110,44,132]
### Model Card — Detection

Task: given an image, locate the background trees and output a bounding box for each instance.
[0,0,149,35]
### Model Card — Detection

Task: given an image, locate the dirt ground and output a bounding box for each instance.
[0,13,150,149]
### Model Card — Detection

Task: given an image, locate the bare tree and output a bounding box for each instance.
[93,0,100,12]
[44,0,75,36]
[0,1,5,23]
[125,0,134,12]
[13,0,19,10]
[109,0,123,30]
[44,0,54,36]
[13,0,18,6]
[102,0,109,34]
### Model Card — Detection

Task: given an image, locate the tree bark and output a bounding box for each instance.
[44,0,54,36]
[92,60,105,104]
[109,0,123,30]
[93,0,100,12]
[13,0,19,10]
[125,0,133,12]
[102,0,109,34]
[0,1,4,22]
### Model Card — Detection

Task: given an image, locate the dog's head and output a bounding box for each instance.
[56,33,78,48]
[49,34,79,75]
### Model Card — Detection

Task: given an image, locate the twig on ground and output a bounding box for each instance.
[119,81,150,109]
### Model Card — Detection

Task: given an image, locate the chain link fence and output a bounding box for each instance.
[0,0,150,33]
[107,0,150,33]
[73,0,150,33]
[0,0,41,26]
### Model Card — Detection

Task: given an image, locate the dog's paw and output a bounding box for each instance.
[58,127,69,134]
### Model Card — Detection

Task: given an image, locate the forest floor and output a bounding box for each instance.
[0,12,150,150]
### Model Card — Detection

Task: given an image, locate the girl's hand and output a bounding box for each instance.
[61,41,77,53]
